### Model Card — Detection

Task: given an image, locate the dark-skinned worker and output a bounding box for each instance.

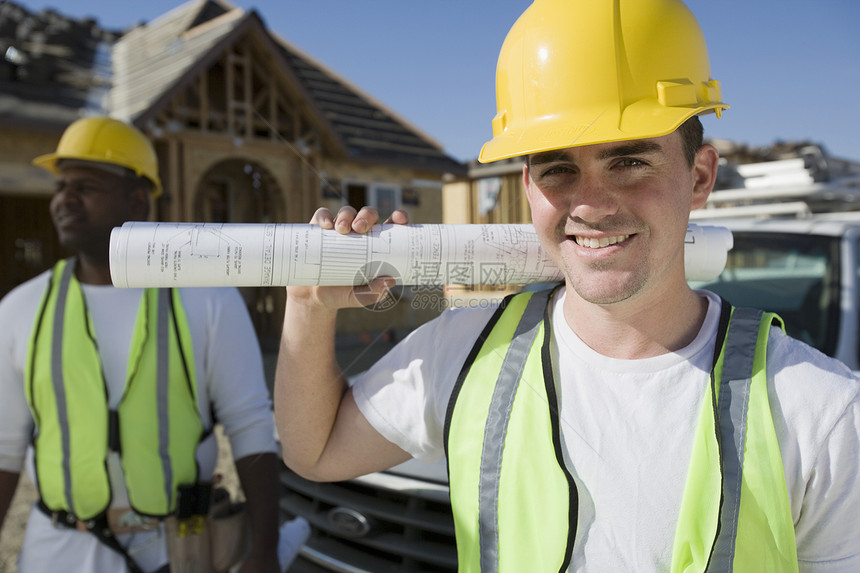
[0,116,281,572]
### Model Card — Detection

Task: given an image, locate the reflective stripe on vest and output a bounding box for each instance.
[445,289,575,573]
[24,259,203,520]
[445,289,797,573]
[672,305,798,573]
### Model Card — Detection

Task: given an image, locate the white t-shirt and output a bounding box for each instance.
[352,288,860,571]
[0,269,277,572]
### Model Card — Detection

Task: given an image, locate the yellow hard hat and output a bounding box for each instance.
[33,116,163,198]
[479,0,728,163]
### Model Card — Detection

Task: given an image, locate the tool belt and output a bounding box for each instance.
[40,503,161,535]
[37,500,149,573]
[38,484,248,573]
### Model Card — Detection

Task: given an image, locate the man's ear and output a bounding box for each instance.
[691,144,719,210]
[522,160,534,204]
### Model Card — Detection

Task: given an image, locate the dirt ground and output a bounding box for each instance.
[0,427,239,573]
[0,471,36,573]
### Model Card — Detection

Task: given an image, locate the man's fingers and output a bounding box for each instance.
[349,206,380,234]
[333,206,359,234]
[384,209,409,225]
[331,206,385,235]
[320,205,405,234]
[310,208,335,228]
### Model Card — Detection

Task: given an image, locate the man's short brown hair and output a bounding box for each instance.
[677,116,704,167]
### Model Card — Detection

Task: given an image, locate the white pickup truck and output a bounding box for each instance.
[689,214,860,371]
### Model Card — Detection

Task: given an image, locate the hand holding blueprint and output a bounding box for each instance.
[109,222,732,288]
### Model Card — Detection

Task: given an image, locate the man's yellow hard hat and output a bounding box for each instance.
[479,0,728,163]
[33,116,163,198]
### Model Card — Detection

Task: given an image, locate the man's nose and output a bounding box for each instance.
[51,185,84,212]
[569,175,618,223]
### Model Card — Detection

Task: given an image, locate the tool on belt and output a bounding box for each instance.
[166,483,250,573]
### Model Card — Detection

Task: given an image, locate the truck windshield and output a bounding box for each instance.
[690,232,841,357]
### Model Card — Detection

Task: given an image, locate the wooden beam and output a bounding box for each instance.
[268,82,278,141]
[200,72,209,133]
[226,53,234,134]
[243,47,252,137]
[182,140,195,221]
[252,85,268,111]
[168,138,182,222]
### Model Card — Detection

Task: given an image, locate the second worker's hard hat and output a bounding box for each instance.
[33,116,163,198]
[479,0,728,163]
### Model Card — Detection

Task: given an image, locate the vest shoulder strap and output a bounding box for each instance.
[445,285,573,573]
[443,291,518,457]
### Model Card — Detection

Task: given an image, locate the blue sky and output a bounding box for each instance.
[16,0,860,163]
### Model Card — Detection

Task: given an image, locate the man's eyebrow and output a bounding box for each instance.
[527,150,569,167]
[527,141,663,167]
[597,141,663,160]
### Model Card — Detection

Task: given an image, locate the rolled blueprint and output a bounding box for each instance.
[684,224,733,283]
[109,222,732,288]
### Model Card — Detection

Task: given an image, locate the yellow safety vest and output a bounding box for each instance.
[444,287,798,573]
[25,258,204,520]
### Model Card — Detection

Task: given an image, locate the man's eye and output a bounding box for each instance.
[617,158,646,168]
[541,165,573,177]
[76,184,100,194]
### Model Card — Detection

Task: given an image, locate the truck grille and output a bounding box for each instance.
[280,467,457,572]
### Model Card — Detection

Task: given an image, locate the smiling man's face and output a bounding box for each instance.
[523,130,716,306]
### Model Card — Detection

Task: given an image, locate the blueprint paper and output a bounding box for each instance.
[109,222,730,288]
[109,222,563,288]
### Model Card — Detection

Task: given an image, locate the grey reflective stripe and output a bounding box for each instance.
[156,289,173,507]
[478,289,550,572]
[709,306,763,572]
[52,260,76,515]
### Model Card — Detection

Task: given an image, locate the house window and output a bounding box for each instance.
[370,184,401,220]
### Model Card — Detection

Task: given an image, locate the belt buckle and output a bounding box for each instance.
[50,510,85,532]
